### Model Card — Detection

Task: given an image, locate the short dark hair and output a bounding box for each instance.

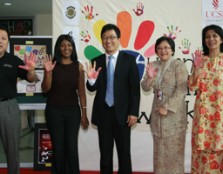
[54,34,78,63]
[0,26,10,41]
[202,24,223,55]
[101,23,121,39]
[155,36,175,56]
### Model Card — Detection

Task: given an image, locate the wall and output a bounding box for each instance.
[35,14,52,36]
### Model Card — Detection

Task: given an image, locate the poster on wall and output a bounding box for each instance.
[9,36,52,97]
[34,123,52,170]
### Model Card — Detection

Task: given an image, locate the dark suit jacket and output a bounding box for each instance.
[87,51,140,126]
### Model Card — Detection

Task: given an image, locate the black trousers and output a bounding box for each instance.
[45,105,81,174]
[98,104,132,174]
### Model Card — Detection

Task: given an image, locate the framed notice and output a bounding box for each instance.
[34,123,52,170]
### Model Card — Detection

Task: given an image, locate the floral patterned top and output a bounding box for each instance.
[188,54,223,151]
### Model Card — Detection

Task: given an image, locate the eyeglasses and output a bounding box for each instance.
[102,36,118,41]
[157,47,171,51]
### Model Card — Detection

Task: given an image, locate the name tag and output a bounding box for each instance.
[157,90,163,101]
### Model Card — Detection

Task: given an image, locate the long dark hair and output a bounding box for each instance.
[202,24,223,55]
[53,34,78,63]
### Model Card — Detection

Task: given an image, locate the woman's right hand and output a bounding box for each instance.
[146,63,158,79]
[192,49,203,68]
[43,54,56,72]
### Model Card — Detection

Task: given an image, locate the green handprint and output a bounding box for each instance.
[164,25,181,40]
[179,38,191,54]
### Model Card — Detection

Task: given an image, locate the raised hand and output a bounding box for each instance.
[192,49,203,68]
[84,61,101,79]
[19,52,36,71]
[43,54,56,72]
[146,63,158,79]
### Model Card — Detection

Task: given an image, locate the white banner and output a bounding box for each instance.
[52,0,203,172]
[62,0,80,26]
[202,0,223,28]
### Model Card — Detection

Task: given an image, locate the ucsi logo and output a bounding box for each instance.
[205,0,223,18]
[212,0,219,10]
[205,11,223,18]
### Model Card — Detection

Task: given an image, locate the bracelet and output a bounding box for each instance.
[82,106,87,109]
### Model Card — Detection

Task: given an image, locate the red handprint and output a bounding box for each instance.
[133,2,144,16]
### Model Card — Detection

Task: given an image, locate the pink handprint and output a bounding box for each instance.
[82,5,98,20]
[164,25,181,40]
[192,49,203,68]
[146,63,158,79]
[133,2,144,16]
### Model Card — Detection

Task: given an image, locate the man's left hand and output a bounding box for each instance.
[127,115,138,127]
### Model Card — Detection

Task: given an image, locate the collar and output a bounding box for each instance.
[106,50,119,60]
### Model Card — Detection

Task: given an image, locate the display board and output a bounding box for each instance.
[0,18,33,35]
[9,36,52,104]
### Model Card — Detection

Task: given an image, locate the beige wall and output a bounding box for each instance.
[35,14,52,35]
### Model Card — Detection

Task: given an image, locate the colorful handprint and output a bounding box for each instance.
[179,38,191,54]
[82,5,98,20]
[80,30,91,43]
[164,25,181,40]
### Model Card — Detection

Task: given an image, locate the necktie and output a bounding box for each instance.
[105,56,114,107]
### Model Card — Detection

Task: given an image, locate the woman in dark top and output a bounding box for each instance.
[41,34,89,174]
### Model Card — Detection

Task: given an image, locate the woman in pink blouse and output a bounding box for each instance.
[188,24,223,173]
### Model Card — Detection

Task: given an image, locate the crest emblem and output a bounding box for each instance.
[66,6,76,19]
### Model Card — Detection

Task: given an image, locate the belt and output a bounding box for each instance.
[0,97,13,102]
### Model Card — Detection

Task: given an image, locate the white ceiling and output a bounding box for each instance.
[0,0,52,17]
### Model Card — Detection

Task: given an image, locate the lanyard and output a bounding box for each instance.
[156,58,173,89]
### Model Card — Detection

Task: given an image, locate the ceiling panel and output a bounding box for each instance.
[0,0,52,17]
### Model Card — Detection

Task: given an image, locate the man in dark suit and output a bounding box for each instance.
[85,23,140,174]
